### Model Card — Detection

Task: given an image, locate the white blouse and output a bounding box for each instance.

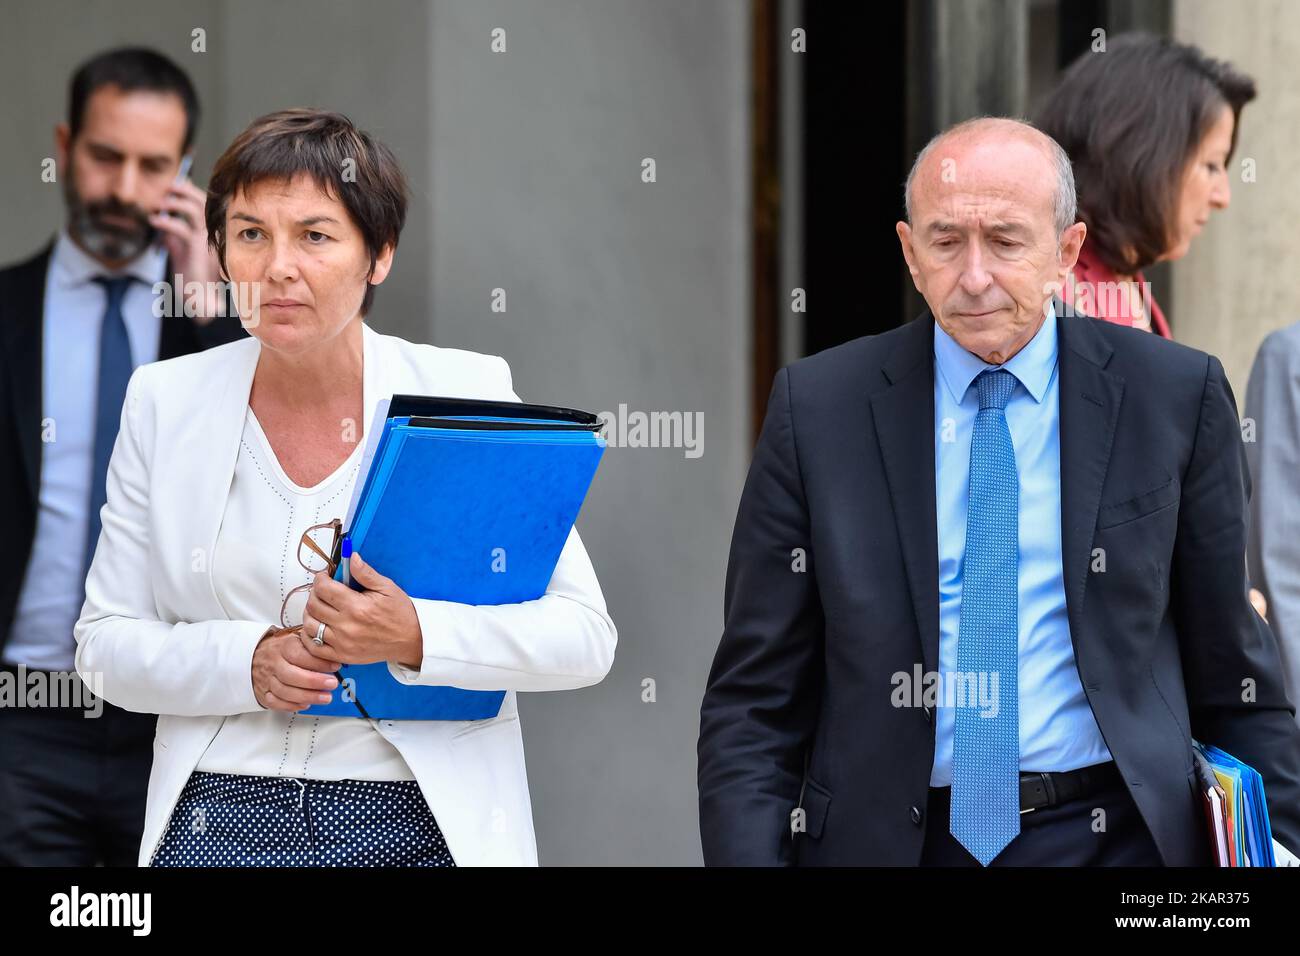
[197,391,415,781]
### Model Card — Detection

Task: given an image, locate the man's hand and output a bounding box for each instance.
[251,625,341,712]
[300,551,425,670]
[148,178,226,324]
[1250,587,1269,621]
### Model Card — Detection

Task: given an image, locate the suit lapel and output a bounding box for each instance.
[1055,307,1124,649]
[166,334,261,620]
[0,243,195,506]
[0,241,54,504]
[157,254,201,360]
[178,322,382,620]
[868,305,1124,676]
[870,316,941,677]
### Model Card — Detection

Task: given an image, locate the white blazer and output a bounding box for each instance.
[74,321,617,866]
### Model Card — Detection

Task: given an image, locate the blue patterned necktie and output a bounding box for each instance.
[950,367,1020,865]
[84,275,137,581]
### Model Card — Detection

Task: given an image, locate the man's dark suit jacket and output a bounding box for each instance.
[698,304,1300,866]
[0,239,247,660]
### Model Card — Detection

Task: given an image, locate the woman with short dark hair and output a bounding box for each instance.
[1036,32,1256,339]
[74,109,617,867]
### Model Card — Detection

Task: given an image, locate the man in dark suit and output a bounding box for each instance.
[0,47,245,865]
[698,117,1300,866]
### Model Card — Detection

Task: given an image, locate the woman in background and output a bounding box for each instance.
[1039,35,1267,620]
[1036,33,1255,340]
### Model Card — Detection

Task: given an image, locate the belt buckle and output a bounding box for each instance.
[1019,771,1055,815]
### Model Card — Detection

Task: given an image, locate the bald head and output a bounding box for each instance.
[905,117,1077,235]
[894,116,1087,367]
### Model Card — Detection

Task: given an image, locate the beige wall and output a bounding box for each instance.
[1174,0,1300,406]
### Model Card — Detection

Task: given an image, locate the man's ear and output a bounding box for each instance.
[1058,221,1087,275]
[896,220,922,290]
[54,122,70,172]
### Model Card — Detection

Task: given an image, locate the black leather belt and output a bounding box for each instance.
[934,761,1124,814]
[1017,761,1124,813]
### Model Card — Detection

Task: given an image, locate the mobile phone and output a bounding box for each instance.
[165,155,193,218]
[153,155,194,250]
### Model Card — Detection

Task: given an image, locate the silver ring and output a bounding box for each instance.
[314,621,326,646]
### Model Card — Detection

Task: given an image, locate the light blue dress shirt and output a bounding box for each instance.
[5,229,165,671]
[930,303,1112,787]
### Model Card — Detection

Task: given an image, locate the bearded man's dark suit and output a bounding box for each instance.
[0,238,246,865]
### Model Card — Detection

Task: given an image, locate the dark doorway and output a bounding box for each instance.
[801,2,909,356]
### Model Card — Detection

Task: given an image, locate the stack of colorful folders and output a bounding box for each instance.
[1192,739,1278,866]
[301,394,606,721]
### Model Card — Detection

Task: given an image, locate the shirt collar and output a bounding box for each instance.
[933,300,1058,406]
[49,226,168,291]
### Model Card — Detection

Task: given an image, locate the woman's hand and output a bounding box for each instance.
[300,552,424,669]
[252,626,341,712]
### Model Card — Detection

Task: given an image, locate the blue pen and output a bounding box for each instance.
[341,536,353,588]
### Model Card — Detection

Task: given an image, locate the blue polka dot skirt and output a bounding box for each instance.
[150,771,456,867]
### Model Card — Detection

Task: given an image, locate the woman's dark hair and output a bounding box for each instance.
[69,47,200,153]
[206,108,409,317]
[1035,32,1255,275]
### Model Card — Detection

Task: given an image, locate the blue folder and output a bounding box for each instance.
[1192,739,1277,866]
[302,394,605,720]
